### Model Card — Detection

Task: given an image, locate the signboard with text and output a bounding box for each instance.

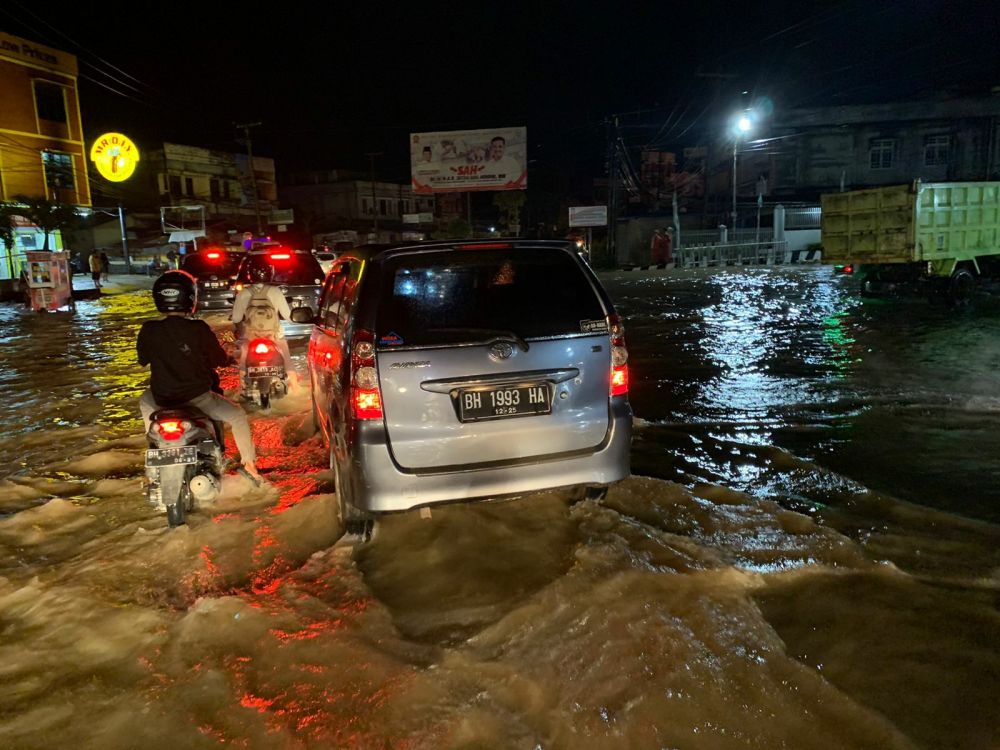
[268,209,295,225]
[569,206,608,227]
[411,127,527,194]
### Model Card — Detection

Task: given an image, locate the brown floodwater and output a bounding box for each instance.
[0,267,997,749]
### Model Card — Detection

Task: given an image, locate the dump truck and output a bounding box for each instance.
[821,181,1000,303]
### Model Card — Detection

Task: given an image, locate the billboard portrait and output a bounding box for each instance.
[411,127,527,194]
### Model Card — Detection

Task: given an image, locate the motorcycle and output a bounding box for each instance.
[145,408,225,527]
[240,337,288,410]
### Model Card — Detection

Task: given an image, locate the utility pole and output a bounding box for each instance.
[695,69,738,229]
[365,152,383,237]
[606,116,619,264]
[235,121,263,235]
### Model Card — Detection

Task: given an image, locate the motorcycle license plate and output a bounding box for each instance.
[145,445,197,467]
[247,366,284,377]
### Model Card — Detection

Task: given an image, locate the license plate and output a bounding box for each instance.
[247,366,284,377]
[204,281,227,289]
[458,384,551,422]
[146,445,197,467]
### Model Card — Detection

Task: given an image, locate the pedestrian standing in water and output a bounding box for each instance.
[89,251,102,290]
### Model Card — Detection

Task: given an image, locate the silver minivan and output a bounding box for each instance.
[308,240,632,537]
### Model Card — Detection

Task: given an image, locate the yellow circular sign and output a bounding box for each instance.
[90,132,139,182]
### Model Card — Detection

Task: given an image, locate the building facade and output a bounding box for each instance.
[143,143,277,229]
[0,32,93,278]
[280,171,434,241]
[0,31,91,207]
[749,94,1000,202]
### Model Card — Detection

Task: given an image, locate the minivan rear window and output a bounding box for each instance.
[242,254,324,285]
[377,248,606,346]
[182,252,243,276]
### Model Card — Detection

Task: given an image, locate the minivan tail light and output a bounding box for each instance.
[608,314,629,397]
[350,328,383,420]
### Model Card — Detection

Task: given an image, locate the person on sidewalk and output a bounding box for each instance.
[89,251,103,289]
[650,228,673,269]
[100,251,110,283]
[137,270,263,482]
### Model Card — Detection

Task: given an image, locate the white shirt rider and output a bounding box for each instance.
[231,281,297,387]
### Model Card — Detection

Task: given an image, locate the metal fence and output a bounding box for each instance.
[677,241,790,268]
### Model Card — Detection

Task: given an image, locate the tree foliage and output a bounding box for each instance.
[0,203,15,253]
[10,195,80,250]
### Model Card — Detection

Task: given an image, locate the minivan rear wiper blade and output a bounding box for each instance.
[428,327,530,352]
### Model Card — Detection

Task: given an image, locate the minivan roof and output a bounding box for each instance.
[343,239,578,263]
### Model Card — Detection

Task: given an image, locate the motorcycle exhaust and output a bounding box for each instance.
[189,473,220,502]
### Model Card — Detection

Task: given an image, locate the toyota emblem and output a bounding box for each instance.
[488,342,514,361]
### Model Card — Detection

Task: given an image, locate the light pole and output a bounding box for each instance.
[731,112,753,229]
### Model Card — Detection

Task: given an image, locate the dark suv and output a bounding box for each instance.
[235,248,325,335]
[308,240,632,537]
[181,250,245,311]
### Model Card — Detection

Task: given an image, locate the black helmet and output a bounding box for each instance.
[152,270,197,314]
[249,263,274,284]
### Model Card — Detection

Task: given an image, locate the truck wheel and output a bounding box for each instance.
[947,268,976,308]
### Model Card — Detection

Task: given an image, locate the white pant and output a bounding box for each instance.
[140,389,256,466]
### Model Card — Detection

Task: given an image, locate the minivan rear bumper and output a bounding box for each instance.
[349,397,632,512]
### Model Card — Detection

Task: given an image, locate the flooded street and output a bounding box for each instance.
[1,267,999,749]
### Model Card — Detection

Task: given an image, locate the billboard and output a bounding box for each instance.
[411,127,527,194]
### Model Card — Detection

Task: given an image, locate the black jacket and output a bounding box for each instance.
[137,316,228,406]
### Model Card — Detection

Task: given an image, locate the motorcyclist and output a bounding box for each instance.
[231,262,297,388]
[137,270,262,481]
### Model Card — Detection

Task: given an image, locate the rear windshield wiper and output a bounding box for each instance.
[427,327,530,352]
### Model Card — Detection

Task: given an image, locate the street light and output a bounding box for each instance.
[731,110,755,228]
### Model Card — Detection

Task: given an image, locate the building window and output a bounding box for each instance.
[42,151,74,191]
[34,82,67,124]
[185,177,194,196]
[169,175,181,196]
[924,135,949,167]
[869,139,895,170]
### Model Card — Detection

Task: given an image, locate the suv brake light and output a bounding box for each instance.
[608,314,629,397]
[350,328,383,420]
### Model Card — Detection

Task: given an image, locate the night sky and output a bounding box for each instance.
[2,1,997,182]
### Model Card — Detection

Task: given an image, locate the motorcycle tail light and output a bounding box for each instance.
[253,341,271,355]
[158,419,188,440]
